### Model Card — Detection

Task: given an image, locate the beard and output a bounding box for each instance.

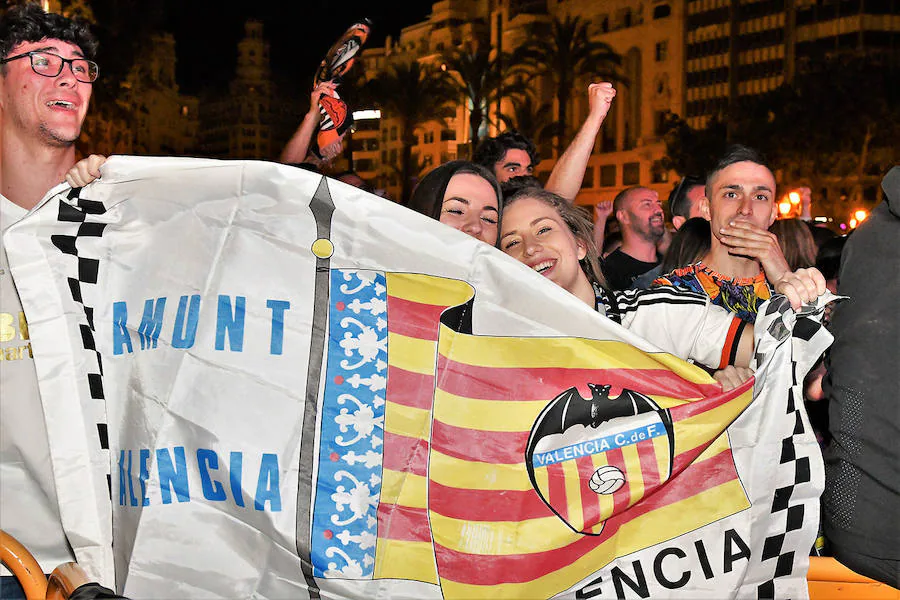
[39,122,79,147]
[637,218,665,243]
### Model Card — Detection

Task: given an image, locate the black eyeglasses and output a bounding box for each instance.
[0,51,99,83]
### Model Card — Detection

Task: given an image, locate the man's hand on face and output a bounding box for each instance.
[718,220,790,283]
[773,267,827,310]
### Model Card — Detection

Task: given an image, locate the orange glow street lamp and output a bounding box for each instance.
[849,209,868,229]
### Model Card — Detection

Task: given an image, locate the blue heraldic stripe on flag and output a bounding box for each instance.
[311,270,387,578]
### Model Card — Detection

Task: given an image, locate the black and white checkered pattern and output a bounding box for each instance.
[753,296,832,599]
[51,188,111,492]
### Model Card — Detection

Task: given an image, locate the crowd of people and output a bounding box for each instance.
[1,4,897,598]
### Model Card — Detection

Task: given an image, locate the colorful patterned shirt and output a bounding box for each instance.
[653,262,772,324]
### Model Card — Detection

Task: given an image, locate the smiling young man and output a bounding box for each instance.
[0,4,100,596]
[654,145,793,323]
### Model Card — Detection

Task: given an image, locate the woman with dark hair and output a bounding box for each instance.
[659,217,711,275]
[408,160,503,246]
[815,234,848,293]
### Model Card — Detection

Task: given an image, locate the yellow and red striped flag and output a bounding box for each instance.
[428,320,753,598]
[372,273,473,583]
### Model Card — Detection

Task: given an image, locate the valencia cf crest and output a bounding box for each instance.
[525,384,675,535]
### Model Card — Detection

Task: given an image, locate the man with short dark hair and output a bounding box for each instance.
[668,175,709,230]
[602,186,665,290]
[473,130,538,183]
[655,145,792,323]
[1,4,100,594]
[0,4,98,209]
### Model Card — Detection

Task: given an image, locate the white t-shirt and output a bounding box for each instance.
[1,196,75,574]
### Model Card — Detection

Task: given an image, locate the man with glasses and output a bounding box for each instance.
[0,3,99,209]
[1,5,100,598]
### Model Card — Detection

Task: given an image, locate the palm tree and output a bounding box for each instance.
[441,41,525,150]
[511,16,622,154]
[498,94,561,159]
[361,60,457,204]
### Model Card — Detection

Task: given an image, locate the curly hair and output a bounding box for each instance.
[0,3,98,68]
[472,131,538,172]
[504,187,607,289]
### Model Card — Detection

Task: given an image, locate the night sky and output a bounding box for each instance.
[158,0,433,95]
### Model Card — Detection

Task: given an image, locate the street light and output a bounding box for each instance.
[854,209,868,222]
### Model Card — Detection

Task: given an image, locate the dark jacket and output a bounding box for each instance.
[822,166,900,562]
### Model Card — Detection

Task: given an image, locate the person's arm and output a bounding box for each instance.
[65,154,107,187]
[592,200,612,254]
[545,83,616,201]
[279,81,335,164]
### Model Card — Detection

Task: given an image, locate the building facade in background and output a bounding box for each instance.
[355,0,897,209]
[356,0,685,205]
[120,34,199,156]
[685,0,899,129]
[200,21,275,160]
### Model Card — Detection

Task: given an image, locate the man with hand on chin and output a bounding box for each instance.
[655,145,803,324]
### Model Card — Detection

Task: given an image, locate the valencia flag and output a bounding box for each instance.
[428,301,753,598]
[314,271,752,598]
[372,273,473,583]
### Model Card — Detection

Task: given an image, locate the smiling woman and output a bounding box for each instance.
[501,187,601,306]
[408,160,503,245]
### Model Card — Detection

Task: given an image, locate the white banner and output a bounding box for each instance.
[5,157,829,599]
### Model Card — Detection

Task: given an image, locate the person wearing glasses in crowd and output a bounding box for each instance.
[0,5,104,598]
